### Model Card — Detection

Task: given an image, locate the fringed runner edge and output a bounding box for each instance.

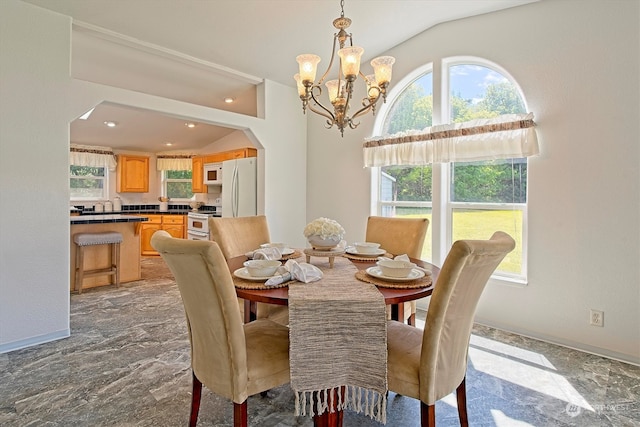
[294,386,387,424]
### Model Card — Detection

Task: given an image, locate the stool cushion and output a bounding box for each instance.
[74,232,123,246]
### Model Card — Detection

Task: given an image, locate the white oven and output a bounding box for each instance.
[187,211,218,240]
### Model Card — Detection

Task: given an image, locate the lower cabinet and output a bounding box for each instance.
[139,214,185,256]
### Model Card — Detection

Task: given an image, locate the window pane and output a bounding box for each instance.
[382,165,432,202]
[451,159,527,203]
[166,170,191,179]
[166,181,193,199]
[70,165,105,199]
[449,64,525,122]
[382,73,433,135]
[451,208,523,274]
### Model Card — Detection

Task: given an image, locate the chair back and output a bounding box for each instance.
[366,216,429,258]
[150,230,248,402]
[419,231,515,404]
[208,215,270,260]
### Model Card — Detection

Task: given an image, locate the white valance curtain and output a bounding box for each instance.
[363,113,539,167]
[156,154,193,171]
[69,144,117,171]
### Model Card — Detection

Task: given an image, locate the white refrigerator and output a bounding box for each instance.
[221,157,257,217]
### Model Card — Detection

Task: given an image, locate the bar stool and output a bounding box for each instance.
[73,232,123,294]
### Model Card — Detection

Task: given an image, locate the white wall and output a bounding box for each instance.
[307,0,640,364]
[0,0,72,351]
[0,0,306,352]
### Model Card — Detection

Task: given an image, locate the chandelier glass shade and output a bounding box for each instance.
[295,0,395,136]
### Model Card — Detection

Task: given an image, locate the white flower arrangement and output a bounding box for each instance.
[303,217,345,240]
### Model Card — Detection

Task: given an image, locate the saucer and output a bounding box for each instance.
[345,247,386,257]
[233,267,278,281]
[365,266,425,282]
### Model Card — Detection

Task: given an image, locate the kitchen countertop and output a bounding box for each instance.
[70,214,150,225]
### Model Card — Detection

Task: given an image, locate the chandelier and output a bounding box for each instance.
[295,0,395,137]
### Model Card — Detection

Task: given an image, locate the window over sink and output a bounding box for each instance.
[70,165,107,200]
[163,170,193,200]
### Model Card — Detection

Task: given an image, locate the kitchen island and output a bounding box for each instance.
[70,215,148,292]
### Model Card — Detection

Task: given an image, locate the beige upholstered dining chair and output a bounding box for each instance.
[386,231,515,426]
[208,215,289,324]
[366,216,429,325]
[150,231,290,427]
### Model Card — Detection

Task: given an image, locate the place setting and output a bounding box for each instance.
[343,241,392,261]
[244,242,303,261]
[355,255,433,289]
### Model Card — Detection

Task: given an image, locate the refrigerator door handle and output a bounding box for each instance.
[232,164,239,217]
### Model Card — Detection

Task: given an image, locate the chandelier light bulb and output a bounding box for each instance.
[294,74,306,97]
[338,46,364,78]
[325,79,345,104]
[371,56,395,86]
[296,54,321,83]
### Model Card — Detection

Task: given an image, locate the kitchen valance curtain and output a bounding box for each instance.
[156,154,193,171]
[362,113,539,167]
[70,144,117,171]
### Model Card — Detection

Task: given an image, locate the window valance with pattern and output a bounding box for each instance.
[70,144,117,171]
[156,154,194,171]
[363,113,539,167]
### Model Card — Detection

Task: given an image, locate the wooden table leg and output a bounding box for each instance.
[243,299,257,323]
[313,387,344,427]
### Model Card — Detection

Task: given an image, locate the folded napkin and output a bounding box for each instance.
[265,259,323,286]
[250,247,282,260]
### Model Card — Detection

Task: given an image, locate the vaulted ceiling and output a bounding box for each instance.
[22,0,536,152]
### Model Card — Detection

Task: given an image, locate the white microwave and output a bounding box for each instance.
[203,162,223,185]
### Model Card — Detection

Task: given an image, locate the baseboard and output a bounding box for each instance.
[0,329,70,354]
[473,318,640,367]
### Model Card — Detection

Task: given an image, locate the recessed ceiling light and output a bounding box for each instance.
[165,142,173,146]
[185,122,196,128]
[224,97,235,103]
[104,121,117,128]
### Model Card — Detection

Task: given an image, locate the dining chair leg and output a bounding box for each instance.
[233,401,248,427]
[420,402,436,427]
[189,371,202,427]
[407,312,416,326]
[456,377,469,427]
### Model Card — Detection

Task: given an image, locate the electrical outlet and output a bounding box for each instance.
[590,309,604,327]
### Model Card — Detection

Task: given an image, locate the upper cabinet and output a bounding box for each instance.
[117,155,149,193]
[203,147,257,164]
[191,156,205,193]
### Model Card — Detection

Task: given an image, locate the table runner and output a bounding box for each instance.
[288,256,387,423]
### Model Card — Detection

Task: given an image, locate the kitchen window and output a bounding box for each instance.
[162,170,193,200]
[372,58,532,282]
[70,165,107,200]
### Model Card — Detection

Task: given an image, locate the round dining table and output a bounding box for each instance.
[228,254,439,324]
[228,253,438,427]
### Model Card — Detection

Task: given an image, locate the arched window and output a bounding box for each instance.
[371,58,533,282]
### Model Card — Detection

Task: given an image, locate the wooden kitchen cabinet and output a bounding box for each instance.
[191,156,205,193]
[139,214,185,256]
[117,155,149,193]
[202,147,257,164]
[139,214,162,256]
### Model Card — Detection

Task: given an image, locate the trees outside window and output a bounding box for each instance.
[70,165,106,200]
[375,60,528,280]
[163,170,193,200]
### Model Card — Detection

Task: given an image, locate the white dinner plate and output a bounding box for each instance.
[365,266,426,282]
[345,247,387,257]
[244,248,295,258]
[233,267,278,281]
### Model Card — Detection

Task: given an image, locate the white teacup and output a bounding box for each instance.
[354,242,381,254]
[243,260,281,277]
[376,259,416,278]
[260,242,290,252]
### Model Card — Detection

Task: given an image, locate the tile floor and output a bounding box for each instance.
[1,258,638,426]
